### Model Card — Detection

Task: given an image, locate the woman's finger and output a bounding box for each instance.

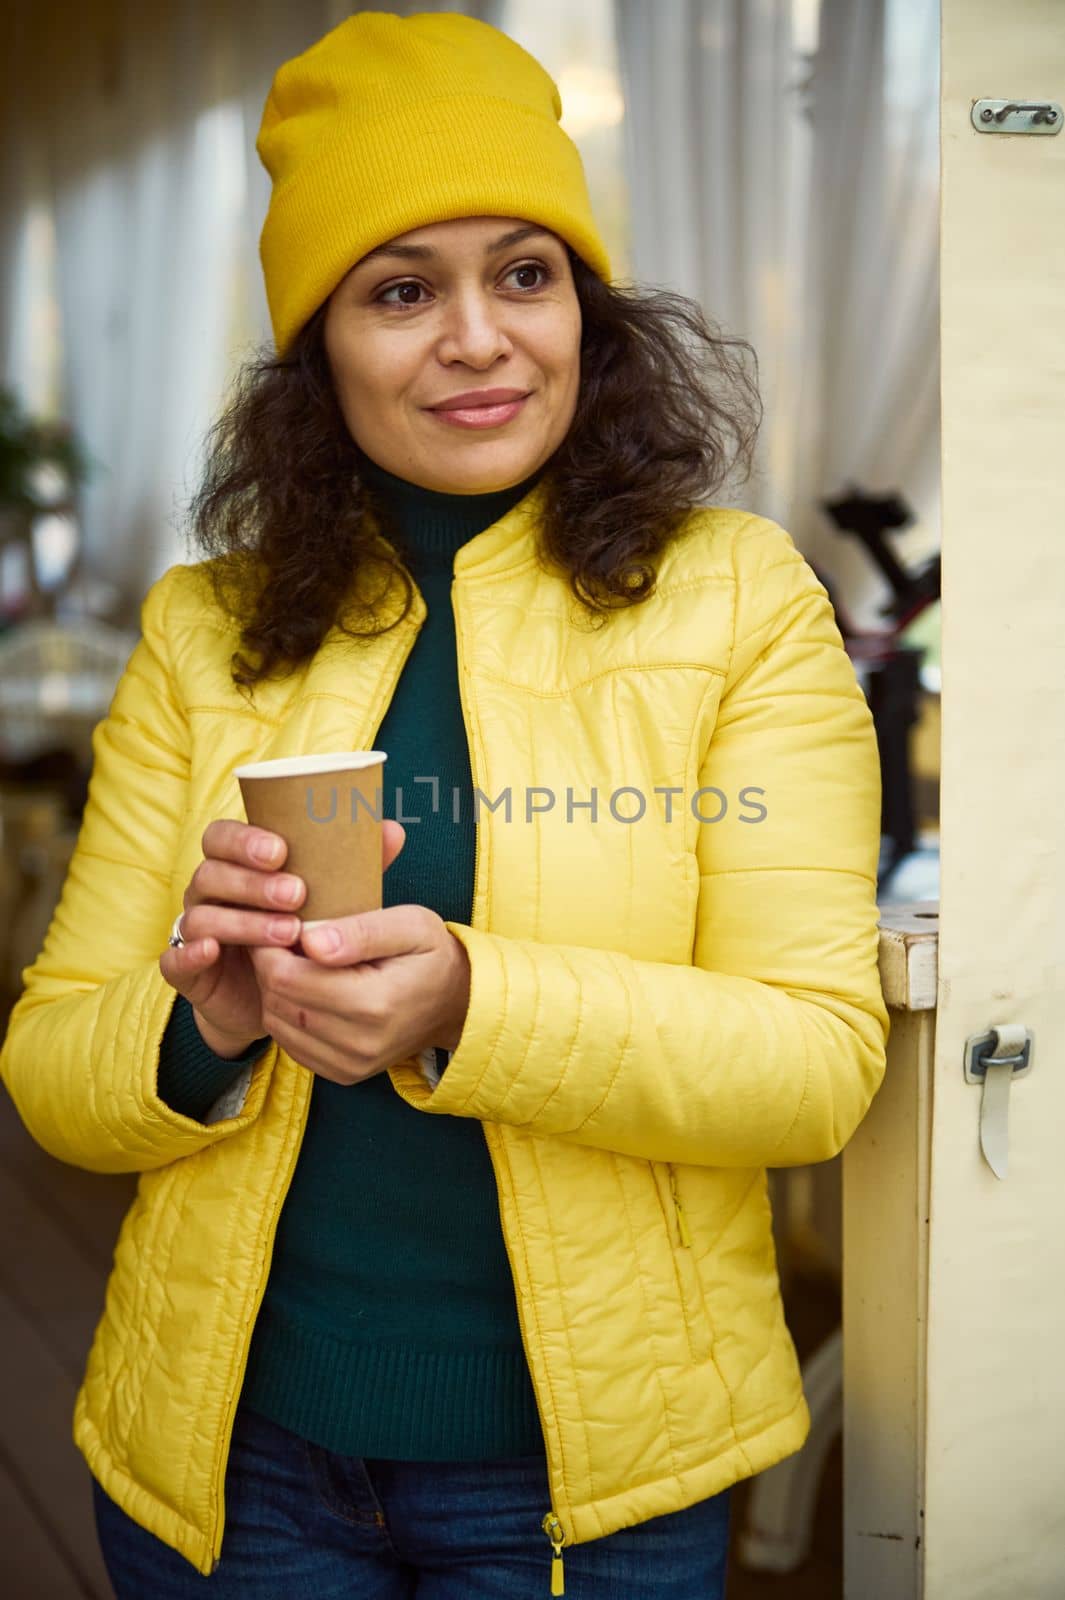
[300,904,432,965]
[158,936,223,1001]
[201,818,288,869]
[382,819,406,873]
[185,858,305,913]
[181,904,302,948]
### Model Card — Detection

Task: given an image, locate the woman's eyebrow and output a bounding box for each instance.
[357,224,554,268]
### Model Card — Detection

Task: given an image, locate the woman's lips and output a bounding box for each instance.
[426,391,531,429]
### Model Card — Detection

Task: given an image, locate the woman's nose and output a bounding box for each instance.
[437,289,512,368]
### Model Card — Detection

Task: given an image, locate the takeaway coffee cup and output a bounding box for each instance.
[235,751,387,926]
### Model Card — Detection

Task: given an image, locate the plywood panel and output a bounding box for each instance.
[932,3,1065,1594]
[843,1007,934,1599]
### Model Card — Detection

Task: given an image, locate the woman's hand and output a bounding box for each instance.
[159,819,406,1058]
[248,906,471,1084]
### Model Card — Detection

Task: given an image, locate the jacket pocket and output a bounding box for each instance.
[648,1160,715,1365]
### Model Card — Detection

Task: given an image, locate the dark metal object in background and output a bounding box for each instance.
[817,487,941,891]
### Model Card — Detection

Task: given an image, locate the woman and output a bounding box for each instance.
[0,12,889,1598]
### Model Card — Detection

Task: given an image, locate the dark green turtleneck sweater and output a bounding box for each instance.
[157,462,545,1460]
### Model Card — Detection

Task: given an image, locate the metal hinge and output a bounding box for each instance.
[971,100,1061,135]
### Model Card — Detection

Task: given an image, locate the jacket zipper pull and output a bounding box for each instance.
[669,1173,693,1248]
[542,1511,566,1595]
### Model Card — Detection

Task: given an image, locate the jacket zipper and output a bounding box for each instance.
[669,1164,693,1248]
[663,1161,715,1364]
[542,1512,567,1594]
[485,1122,572,1600]
[210,1071,311,1569]
[208,607,426,1571]
[452,575,482,916]
[454,575,566,1596]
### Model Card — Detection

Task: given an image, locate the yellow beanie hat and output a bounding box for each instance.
[256,11,612,357]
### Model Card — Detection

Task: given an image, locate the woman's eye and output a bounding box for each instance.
[379,281,428,306]
[376,264,550,304]
[504,262,550,292]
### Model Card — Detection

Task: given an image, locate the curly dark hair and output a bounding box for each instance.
[189,251,762,688]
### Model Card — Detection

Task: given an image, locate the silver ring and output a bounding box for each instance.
[168,913,186,949]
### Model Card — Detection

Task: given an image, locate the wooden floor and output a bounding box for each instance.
[0,1058,841,1600]
[0,1080,133,1598]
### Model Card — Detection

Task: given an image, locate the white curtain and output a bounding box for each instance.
[0,13,34,401]
[1,1,499,613]
[615,0,940,621]
[48,7,250,605]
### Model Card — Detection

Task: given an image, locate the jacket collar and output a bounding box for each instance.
[352,477,546,590]
[449,479,547,579]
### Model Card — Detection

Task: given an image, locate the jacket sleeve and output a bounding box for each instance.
[0,568,279,1174]
[388,520,889,1169]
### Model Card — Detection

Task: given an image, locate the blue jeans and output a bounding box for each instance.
[93,1403,731,1597]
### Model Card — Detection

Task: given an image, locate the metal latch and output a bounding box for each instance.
[972,100,1061,135]
[963,1024,1034,1180]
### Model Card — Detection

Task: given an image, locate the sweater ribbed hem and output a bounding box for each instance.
[241,1303,546,1461]
[156,995,269,1122]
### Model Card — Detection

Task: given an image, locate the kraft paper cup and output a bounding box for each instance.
[235,751,387,926]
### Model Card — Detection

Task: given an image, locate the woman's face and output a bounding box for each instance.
[323,216,582,494]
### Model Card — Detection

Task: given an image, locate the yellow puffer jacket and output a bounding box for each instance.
[0,489,888,1579]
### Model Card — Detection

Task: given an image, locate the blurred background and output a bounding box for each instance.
[0,2,941,1596]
